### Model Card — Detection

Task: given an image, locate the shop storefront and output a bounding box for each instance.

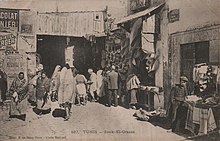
[116,2,165,110]
[167,25,220,93]
[36,11,106,77]
[0,8,107,86]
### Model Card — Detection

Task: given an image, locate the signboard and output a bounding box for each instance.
[0,34,16,49]
[168,9,180,23]
[0,33,16,51]
[0,9,19,31]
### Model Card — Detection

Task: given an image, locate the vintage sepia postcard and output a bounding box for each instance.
[0,0,219,141]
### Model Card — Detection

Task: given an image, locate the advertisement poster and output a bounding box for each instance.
[0,8,19,31]
[0,32,16,50]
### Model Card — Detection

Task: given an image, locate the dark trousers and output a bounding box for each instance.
[0,89,6,101]
[171,101,187,132]
[108,89,118,107]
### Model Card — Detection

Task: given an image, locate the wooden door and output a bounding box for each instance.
[180,41,209,92]
[195,41,209,64]
[180,43,195,86]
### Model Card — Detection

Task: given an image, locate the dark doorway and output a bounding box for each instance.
[180,41,209,92]
[37,35,104,78]
[37,35,66,78]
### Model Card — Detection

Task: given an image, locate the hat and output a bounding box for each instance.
[112,65,116,70]
[180,76,188,82]
[88,69,93,73]
[37,64,43,70]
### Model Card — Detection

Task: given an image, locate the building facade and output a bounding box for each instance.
[117,0,220,108]
[164,0,220,107]
[0,0,128,87]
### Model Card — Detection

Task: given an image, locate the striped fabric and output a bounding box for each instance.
[185,102,217,135]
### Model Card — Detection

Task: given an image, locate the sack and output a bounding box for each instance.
[52,108,66,118]
[133,109,150,121]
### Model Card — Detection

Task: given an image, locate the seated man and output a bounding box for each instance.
[169,76,189,132]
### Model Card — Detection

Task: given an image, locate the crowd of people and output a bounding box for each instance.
[4,62,217,136]
[3,63,141,121]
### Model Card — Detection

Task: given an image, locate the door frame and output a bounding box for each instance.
[163,25,220,107]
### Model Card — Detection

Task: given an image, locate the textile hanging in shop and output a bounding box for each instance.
[208,66,218,75]
[132,58,136,66]
[85,34,96,43]
[121,37,130,49]
[193,64,208,82]
[193,64,218,83]
[101,50,106,69]
[142,15,155,54]
[129,18,142,50]
[149,58,159,72]
[193,63,206,82]
[217,67,220,85]
[132,48,141,59]
[145,52,160,73]
[121,37,130,58]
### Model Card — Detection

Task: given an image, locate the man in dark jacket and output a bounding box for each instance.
[107,65,119,107]
[169,76,189,132]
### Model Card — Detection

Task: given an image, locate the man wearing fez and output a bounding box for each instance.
[169,76,189,132]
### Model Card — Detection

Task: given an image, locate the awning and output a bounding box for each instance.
[116,3,165,25]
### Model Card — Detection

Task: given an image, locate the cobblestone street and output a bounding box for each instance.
[0,102,185,141]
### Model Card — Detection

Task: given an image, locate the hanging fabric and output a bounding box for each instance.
[217,67,220,85]
[142,15,155,54]
[129,18,142,51]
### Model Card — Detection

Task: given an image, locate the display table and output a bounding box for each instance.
[138,86,162,111]
[185,101,219,135]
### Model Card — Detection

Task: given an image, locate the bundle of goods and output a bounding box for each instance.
[185,95,202,103]
[193,63,219,99]
[133,108,150,121]
[133,107,165,121]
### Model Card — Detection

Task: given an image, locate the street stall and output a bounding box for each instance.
[139,85,163,111]
[116,2,165,111]
[132,85,166,123]
[184,64,220,136]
